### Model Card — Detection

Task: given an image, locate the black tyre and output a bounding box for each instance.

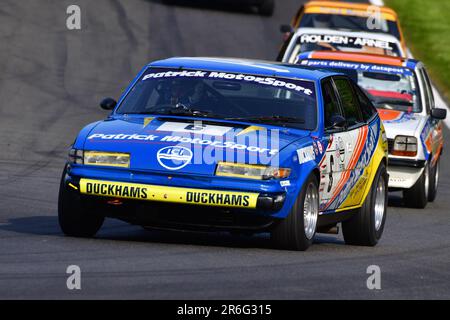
[271,174,319,251]
[58,166,104,237]
[428,159,439,202]
[258,0,274,16]
[403,163,429,208]
[342,162,387,246]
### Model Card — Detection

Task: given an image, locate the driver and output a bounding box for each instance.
[187,82,207,106]
[170,80,208,107]
[155,79,211,113]
[168,79,190,105]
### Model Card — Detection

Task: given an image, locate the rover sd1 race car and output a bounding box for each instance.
[278,27,406,63]
[58,57,388,251]
[281,1,407,54]
[298,51,447,208]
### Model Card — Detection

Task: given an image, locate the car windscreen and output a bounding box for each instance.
[299,13,401,40]
[299,59,422,113]
[116,68,318,130]
[292,33,402,59]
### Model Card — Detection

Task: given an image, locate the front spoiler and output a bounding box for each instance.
[388,166,424,189]
[387,157,426,189]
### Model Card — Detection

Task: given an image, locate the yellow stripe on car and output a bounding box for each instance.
[68,183,78,190]
[143,117,154,128]
[79,179,259,208]
[236,125,265,136]
[305,6,397,21]
[336,128,388,212]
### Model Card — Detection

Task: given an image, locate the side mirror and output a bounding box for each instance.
[431,108,447,120]
[280,24,294,34]
[329,115,347,130]
[100,97,117,110]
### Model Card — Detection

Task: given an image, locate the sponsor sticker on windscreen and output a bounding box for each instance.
[299,59,413,76]
[141,69,315,96]
[299,34,394,50]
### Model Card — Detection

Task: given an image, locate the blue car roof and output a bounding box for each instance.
[148,57,339,82]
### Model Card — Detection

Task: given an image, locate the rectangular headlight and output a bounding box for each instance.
[392,136,417,157]
[215,162,291,180]
[84,151,130,168]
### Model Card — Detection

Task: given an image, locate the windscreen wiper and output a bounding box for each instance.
[168,108,213,117]
[126,108,222,118]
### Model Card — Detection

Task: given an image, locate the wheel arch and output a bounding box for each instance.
[272,161,320,219]
[312,167,320,184]
[359,154,388,208]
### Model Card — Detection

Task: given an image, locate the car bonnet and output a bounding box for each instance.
[377,109,426,139]
[82,116,310,176]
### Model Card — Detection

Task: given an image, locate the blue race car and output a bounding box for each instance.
[59,57,388,250]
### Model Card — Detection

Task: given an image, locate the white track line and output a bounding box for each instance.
[370,0,450,127]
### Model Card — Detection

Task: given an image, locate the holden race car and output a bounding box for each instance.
[278,27,406,62]
[297,51,447,208]
[280,0,407,54]
[58,57,388,251]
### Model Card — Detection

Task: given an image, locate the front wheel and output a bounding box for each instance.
[271,174,319,251]
[403,163,429,208]
[342,162,387,246]
[428,159,440,202]
[58,166,104,237]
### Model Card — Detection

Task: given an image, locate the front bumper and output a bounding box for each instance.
[62,171,289,232]
[387,158,425,189]
[74,178,285,211]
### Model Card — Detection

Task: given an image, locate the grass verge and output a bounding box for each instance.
[386,0,450,102]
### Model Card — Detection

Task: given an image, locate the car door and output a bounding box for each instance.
[318,78,350,212]
[419,66,443,165]
[330,77,369,209]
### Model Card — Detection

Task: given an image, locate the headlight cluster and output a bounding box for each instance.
[68,148,84,164]
[68,149,130,168]
[392,136,417,157]
[84,151,130,168]
[215,162,291,180]
[68,150,288,179]
[391,136,417,157]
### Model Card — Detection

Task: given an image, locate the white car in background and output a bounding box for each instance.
[278,27,406,63]
[296,51,447,208]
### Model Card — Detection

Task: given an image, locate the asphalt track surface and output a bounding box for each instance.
[0,0,449,299]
